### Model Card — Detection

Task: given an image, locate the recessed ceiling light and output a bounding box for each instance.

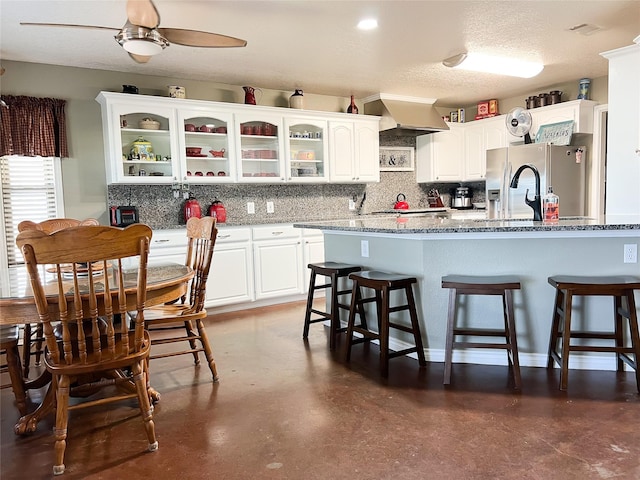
[357,18,378,30]
[442,52,544,78]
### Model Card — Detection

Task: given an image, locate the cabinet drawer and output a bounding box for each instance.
[216,227,251,244]
[252,224,300,241]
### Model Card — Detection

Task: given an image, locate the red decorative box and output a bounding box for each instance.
[477,101,489,116]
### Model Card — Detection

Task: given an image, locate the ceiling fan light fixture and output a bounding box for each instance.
[115,26,169,56]
[443,52,543,78]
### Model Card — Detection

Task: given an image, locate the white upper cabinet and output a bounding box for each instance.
[416,123,464,182]
[97,92,380,185]
[329,118,380,183]
[234,112,285,182]
[285,117,329,183]
[528,100,597,139]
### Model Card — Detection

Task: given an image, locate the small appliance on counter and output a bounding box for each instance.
[451,186,473,209]
[110,206,139,227]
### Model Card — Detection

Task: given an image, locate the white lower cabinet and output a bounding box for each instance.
[252,225,303,300]
[206,227,254,307]
[301,229,325,292]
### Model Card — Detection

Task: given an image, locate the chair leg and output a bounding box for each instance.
[195,319,219,382]
[329,272,340,351]
[184,320,200,365]
[53,375,70,476]
[22,324,32,379]
[443,289,457,385]
[132,360,158,452]
[614,295,624,372]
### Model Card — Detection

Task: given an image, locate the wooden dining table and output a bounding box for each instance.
[0,262,194,435]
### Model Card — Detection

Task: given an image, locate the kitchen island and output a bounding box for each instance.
[294,215,640,371]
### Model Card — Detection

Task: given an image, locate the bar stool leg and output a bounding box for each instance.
[328,272,340,351]
[614,295,624,372]
[504,289,522,389]
[559,290,573,391]
[625,292,640,392]
[443,288,457,385]
[345,282,360,362]
[379,287,390,378]
[406,285,426,366]
[303,269,318,340]
[547,288,564,369]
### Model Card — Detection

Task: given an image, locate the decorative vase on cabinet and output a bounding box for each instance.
[290,90,304,109]
[347,95,359,114]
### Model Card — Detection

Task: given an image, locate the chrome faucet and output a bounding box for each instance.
[509,163,542,221]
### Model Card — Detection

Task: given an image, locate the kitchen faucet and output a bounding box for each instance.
[509,163,542,221]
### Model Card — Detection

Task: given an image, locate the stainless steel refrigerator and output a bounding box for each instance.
[485,143,586,219]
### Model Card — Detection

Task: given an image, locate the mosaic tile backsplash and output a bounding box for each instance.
[108,134,486,229]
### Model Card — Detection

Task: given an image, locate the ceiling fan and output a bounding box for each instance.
[21,0,247,64]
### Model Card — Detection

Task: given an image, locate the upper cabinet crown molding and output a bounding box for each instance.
[96,91,380,186]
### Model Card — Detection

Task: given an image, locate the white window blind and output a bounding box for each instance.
[0,155,63,295]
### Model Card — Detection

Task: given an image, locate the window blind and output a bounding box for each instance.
[0,155,63,295]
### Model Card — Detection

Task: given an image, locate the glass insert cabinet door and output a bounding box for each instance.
[179,110,236,182]
[285,118,328,182]
[115,104,178,183]
[235,113,285,182]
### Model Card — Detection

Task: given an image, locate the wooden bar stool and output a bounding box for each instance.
[442,275,522,389]
[345,271,426,377]
[303,262,362,350]
[547,275,640,392]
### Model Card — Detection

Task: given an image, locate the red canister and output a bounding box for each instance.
[183,194,202,221]
[208,199,227,223]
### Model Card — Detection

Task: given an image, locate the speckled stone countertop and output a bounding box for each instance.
[293,215,640,235]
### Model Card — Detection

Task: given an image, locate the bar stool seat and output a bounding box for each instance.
[345,271,426,377]
[303,262,362,350]
[442,274,522,389]
[547,275,640,392]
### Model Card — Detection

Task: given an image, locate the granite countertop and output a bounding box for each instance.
[293,215,640,234]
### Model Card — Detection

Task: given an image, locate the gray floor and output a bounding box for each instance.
[1,300,639,479]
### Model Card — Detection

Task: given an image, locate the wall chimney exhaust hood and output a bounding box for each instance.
[363,93,449,135]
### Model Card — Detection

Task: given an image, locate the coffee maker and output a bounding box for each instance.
[451,186,472,209]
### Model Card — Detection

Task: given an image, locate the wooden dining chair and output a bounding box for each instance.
[17,218,100,379]
[16,223,158,476]
[143,216,220,381]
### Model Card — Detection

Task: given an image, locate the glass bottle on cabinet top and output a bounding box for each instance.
[181,112,235,182]
[285,118,328,182]
[236,113,283,181]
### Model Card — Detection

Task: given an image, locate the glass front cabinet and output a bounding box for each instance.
[98,96,180,184]
[285,117,329,183]
[234,112,285,182]
[178,109,236,183]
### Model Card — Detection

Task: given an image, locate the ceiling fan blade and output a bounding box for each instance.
[20,22,119,31]
[127,0,160,29]
[129,52,152,64]
[158,28,247,48]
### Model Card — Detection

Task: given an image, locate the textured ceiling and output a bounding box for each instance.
[1,0,639,106]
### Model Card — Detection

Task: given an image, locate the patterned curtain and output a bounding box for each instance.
[0,95,69,158]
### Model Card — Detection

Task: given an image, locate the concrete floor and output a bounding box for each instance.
[1,300,639,479]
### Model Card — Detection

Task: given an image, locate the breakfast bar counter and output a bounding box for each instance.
[294,216,640,371]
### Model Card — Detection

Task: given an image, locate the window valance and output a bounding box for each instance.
[0,95,69,158]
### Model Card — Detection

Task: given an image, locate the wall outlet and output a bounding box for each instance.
[623,244,637,263]
[267,201,274,213]
[361,240,369,258]
[247,202,255,214]
[349,199,356,210]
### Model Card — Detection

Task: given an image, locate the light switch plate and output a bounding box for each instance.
[247,202,255,214]
[267,201,274,213]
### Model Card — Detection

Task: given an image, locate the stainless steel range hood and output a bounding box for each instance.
[363,94,449,135]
